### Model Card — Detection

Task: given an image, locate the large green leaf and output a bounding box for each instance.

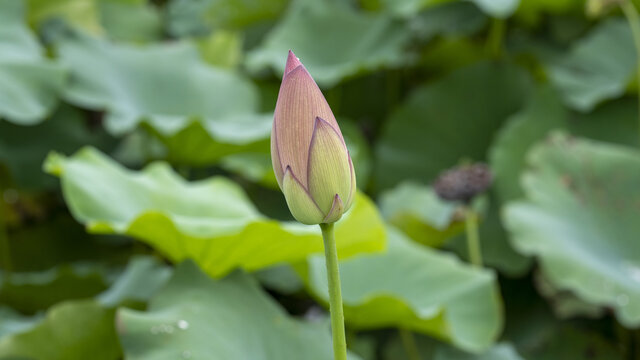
[45,147,385,277]
[0,0,66,125]
[411,2,488,41]
[504,133,640,327]
[375,61,532,190]
[27,0,161,43]
[306,228,503,352]
[489,86,567,203]
[0,300,121,360]
[118,261,361,360]
[247,0,411,87]
[55,31,270,164]
[546,18,636,112]
[166,0,290,37]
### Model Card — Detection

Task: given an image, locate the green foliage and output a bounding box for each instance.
[54,31,271,165]
[118,261,362,360]
[45,147,385,276]
[0,0,66,125]
[306,228,502,352]
[0,300,120,360]
[504,133,640,326]
[2,0,640,358]
[247,0,412,87]
[375,61,533,189]
[546,18,637,112]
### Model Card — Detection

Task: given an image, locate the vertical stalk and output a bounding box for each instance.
[320,222,347,360]
[621,0,640,143]
[464,207,483,268]
[635,329,640,360]
[486,18,506,59]
[399,328,421,360]
[0,196,12,282]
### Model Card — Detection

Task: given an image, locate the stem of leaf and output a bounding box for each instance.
[320,222,348,360]
[464,207,483,268]
[0,197,12,282]
[486,18,506,59]
[399,328,421,360]
[621,0,640,144]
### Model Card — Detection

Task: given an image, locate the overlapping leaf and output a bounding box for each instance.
[45,147,386,277]
[379,182,462,247]
[546,18,636,112]
[0,0,66,125]
[504,133,640,327]
[55,31,271,164]
[0,300,120,360]
[118,261,361,360]
[489,86,567,203]
[306,228,502,352]
[375,61,532,190]
[166,0,290,37]
[27,0,162,43]
[247,0,411,87]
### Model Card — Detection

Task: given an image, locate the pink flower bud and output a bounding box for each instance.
[271,51,356,225]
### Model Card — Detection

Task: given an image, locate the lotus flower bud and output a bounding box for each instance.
[271,51,356,225]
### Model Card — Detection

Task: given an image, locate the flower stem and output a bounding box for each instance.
[464,207,483,268]
[0,200,12,282]
[621,0,640,144]
[320,222,347,360]
[399,328,421,360]
[486,18,506,59]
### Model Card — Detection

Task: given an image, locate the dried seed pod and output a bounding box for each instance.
[433,163,493,203]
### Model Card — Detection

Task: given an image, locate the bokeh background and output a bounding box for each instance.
[1,0,639,359]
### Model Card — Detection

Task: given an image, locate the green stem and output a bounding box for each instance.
[464,207,483,268]
[635,329,640,360]
[621,0,640,144]
[0,199,12,281]
[399,328,421,360]
[320,222,347,360]
[486,18,506,59]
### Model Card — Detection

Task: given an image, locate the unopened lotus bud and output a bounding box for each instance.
[433,163,493,203]
[271,50,356,225]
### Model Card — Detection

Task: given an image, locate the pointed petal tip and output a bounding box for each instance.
[323,194,345,223]
[285,50,303,76]
[314,116,333,129]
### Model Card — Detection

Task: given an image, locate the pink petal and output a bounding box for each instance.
[284,50,303,77]
[273,59,341,188]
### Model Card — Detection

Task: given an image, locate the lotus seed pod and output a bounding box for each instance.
[433,163,493,203]
[271,50,356,225]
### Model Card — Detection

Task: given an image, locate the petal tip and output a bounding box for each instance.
[323,194,345,223]
[285,50,303,76]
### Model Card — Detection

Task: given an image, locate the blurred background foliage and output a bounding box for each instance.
[0,0,640,359]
